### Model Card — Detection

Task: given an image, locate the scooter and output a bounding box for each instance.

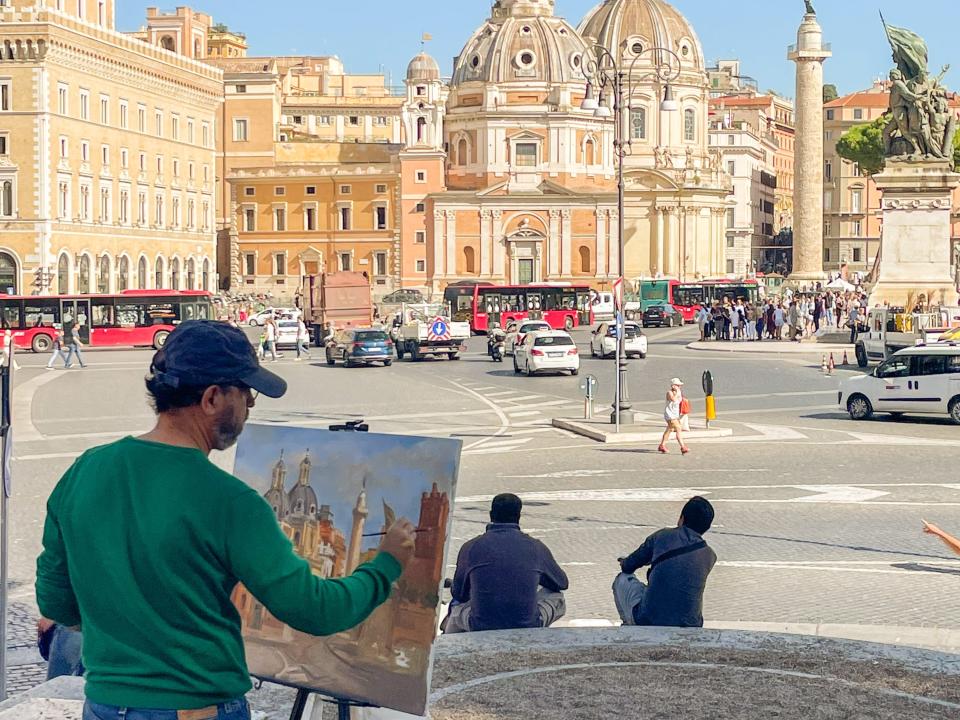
[488,331,506,362]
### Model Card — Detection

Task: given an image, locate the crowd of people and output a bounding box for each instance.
[694,288,870,344]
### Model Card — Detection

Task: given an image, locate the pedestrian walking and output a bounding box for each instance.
[36,321,416,720]
[848,304,862,345]
[263,316,280,361]
[295,318,312,361]
[45,325,68,370]
[658,378,689,455]
[774,304,785,340]
[63,317,87,369]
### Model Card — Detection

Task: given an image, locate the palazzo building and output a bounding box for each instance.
[0,0,222,295]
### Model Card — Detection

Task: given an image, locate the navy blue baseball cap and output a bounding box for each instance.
[150,320,287,398]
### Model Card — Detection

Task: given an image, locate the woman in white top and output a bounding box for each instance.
[659,378,689,455]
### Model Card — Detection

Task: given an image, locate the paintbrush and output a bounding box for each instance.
[362,528,430,537]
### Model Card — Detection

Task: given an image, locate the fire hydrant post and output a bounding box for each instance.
[702,370,717,429]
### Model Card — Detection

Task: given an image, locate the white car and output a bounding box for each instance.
[513,330,580,377]
[839,344,960,423]
[504,320,552,355]
[248,307,300,326]
[275,320,300,348]
[590,321,648,359]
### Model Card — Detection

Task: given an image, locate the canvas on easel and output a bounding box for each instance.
[230,424,460,716]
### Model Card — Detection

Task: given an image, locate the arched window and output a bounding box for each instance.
[78,255,91,294]
[170,258,180,290]
[186,258,196,289]
[457,138,468,166]
[160,36,176,52]
[118,256,129,291]
[684,108,696,142]
[57,253,70,294]
[578,246,592,274]
[194,39,202,57]
[155,257,164,289]
[201,258,210,291]
[630,108,647,140]
[584,138,595,166]
[97,254,110,294]
[416,117,426,143]
[1,181,12,217]
[0,252,16,296]
[138,256,147,289]
[463,247,476,275]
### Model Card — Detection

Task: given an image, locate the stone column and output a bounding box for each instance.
[548,209,561,277]
[480,209,492,276]
[492,210,505,279]
[656,208,665,277]
[560,209,573,277]
[788,10,831,284]
[595,209,608,277]
[445,210,457,276]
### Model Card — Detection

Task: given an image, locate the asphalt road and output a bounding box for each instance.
[7,325,960,648]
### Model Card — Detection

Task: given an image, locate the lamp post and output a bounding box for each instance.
[581,44,681,431]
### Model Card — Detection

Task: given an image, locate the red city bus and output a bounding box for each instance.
[0,290,214,353]
[467,284,594,333]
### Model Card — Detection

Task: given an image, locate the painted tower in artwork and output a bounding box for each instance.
[346,478,369,574]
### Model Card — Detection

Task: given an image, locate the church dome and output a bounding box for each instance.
[287,483,318,517]
[579,0,705,72]
[407,52,440,82]
[452,1,589,87]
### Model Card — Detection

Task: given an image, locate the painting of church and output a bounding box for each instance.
[230,425,460,717]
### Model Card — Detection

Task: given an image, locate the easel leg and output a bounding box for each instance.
[289,689,311,720]
[337,699,351,720]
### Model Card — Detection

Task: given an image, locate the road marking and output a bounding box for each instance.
[848,432,960,447]
[509,399,575,408]
[506,410,541,418]
[741,423,808,441]
[791,485,891,503]
[445,380,513,451]
[458,488,701,503]
[13,451,84,462]
[501,395,543,403]
[13,370,64,441]
[717,561,959,576]
[482,391,520,398]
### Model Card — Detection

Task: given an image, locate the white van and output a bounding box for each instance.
[592,292,615,321]
[839,344,960,423]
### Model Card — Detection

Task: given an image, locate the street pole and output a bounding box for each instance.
[612,70,633,430]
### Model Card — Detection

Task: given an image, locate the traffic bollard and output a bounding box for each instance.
[702,371,716,429]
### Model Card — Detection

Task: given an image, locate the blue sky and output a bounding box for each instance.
[233,424,460,554]
[117,1,958,99]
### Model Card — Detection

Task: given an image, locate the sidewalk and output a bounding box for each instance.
[688,340,854,354]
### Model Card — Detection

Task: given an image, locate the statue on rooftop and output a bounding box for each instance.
[804,0,815,15]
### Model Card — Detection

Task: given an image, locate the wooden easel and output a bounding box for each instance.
[288,688,373,720]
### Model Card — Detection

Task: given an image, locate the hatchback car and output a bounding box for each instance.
[590,321,648,359]
[504,320,552,355]
[325,329,394,367]
[248,307,300,326]
[513,330,580,376]
[839,345,960,423]
[642,304,685,328]
[275,320,300,349]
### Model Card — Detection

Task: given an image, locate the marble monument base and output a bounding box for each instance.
[869,160,960,308]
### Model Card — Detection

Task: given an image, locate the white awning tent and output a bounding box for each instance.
[825,278,855,292]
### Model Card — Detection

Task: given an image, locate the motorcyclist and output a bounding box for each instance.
[488,322,506,359]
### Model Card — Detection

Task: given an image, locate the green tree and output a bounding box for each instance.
[823,84,839,103]
[837,116,960,175]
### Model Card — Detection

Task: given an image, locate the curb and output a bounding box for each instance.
[552,417,733,444]
[686,341,854,355]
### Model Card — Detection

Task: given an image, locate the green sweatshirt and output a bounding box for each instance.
[35,436,401,710]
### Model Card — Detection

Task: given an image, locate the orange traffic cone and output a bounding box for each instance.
[842,350,849,366]
[821,354,828,374]
[828,353,836,376]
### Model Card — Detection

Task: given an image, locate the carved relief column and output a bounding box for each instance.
[548,208,561,277]
[480,209,492,276]
[560,209,573,277]
[445,210,457,277]
[433,210,446,278]
[595,209,608,278]
[492,209,505,278]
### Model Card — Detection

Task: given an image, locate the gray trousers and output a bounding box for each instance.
[443,588,567,633]
[612,572,647,626]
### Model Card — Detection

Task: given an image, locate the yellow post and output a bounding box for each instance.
[705,394,717,427]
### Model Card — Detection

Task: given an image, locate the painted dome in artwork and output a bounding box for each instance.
[452,0,589,87]
[579,0,705,71]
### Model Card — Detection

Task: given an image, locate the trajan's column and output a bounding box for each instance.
[788,1,831,284]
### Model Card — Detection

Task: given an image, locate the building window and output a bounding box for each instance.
[727,135,735,145]
[630,108,646,140]
[79,255,91,293]
[340,184,351,195]
[826,109,835,121]
[101,145,109,166]
[138,105,146,132]
[851,189,862,213]
[853,247,863,263]
[79,184,90,220]
[726,259,735,274]
[339,206,352,230]
[726,236,735,249]
[852,220,862,237]
[120,148,128,169]
[726,160,736,176]
[185,258,197,289]
[374,252,387,276]
[306,185,316,195]
[274,186,285,196]
[415,230,426,244]
[824,247,832,263]
[684,109,696,142]
[274,253,286,276]
[824,221,831,237]
[187,119,194,144]
[80,141,89,162]
[376,184,387,194]
[415,170,426,183]
[823,191,833,211]
[726,209,735,228]
[137,256,147,289]
[0,81,10,112]
[99,95,109,124]
[853,108,863,120]
[415,202,425,213]
[155,194,164,226]
[305,206,316,231]
[171,115,179,140]
[515,142,538,167]
[155,257,164,288]
[349,116,359,126]
[0,134,6,156]
[584,138,595,165]
[79,90,89,120]
[244,187,255,197]
[0,180,13,217]
[339,252,352,271]
[824,161,832,182]
[118,256,129,290]
[137,192,147,224]
[187,199,195,229]
[235,84,247,94]
[376,205,388,230]
[416,259,426,273]
[244,253,255,276]
[170,258,180,290]
[233,119,248,142]
[99,187,110,222]
[155,110,163,137]
[97,255,110,294]
[244,208,257,232]
[202,123,210,147]
[274,207,286,231]
[58,84,68,115]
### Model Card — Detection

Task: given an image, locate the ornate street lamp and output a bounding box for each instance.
[581,45,681,431]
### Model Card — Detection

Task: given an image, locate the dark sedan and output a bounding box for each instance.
[642,304,685,328]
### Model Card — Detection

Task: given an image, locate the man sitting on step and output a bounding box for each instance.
[613,496,717,628]
[443,493,568,633]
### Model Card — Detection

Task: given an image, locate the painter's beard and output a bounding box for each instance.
[212,405,247,451]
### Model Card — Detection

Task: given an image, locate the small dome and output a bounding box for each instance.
[287,484,318,518]
[452,10,589,87]
[263,486,288,519]
[579,0,705,72]
[407,52,440,81]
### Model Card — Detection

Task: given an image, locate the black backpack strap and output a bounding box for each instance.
[649,540,707,572]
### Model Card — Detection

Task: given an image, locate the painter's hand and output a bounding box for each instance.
[922,520,942,537]
[380,518,417,569]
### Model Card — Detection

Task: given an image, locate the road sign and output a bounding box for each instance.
[428,317,450,342]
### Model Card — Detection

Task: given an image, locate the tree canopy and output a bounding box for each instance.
[835,115,960,175]
[823,84,839,103]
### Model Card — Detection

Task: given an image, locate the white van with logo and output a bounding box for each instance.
[839,344,960,423]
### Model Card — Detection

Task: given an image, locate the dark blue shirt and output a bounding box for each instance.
[452,523,569,631]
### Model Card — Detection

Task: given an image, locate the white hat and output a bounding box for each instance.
[670,377,684,386]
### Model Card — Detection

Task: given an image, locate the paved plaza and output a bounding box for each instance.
[6,325,960,693]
